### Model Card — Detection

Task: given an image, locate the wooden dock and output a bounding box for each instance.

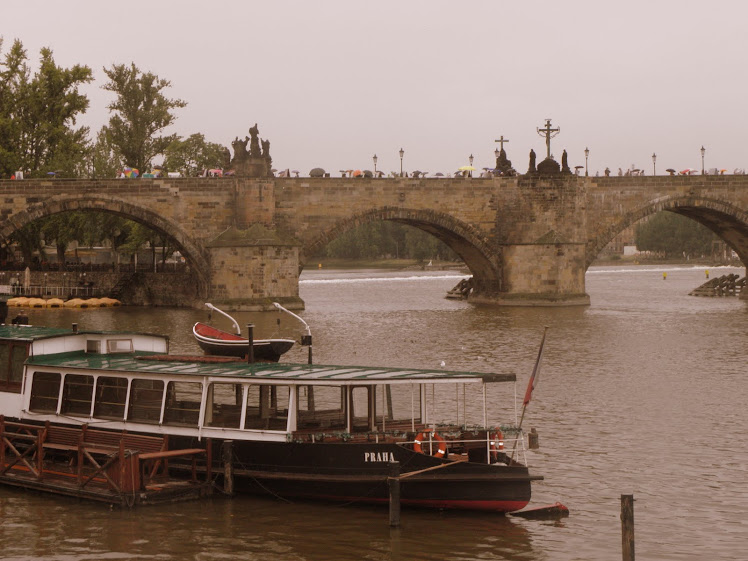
[0,418,214,506]
[689,274,745,297]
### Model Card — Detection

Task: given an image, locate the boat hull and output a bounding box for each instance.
[192,323,294,361]
[173,437,534,512]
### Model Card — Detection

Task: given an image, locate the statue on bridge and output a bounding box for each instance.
[527,149,537,174]
[495,148,516,176]
[228,123,273,177]
[561,149,571,174]
[231,137,249,164]
[249,123,262,157]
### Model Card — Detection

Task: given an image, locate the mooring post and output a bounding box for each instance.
[388,461,401,527]
[621,494,635,561]
[223,440,234,495]
[528,427,539,449]
[247,324,254,364]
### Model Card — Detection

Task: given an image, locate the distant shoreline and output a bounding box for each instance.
[311,257,742,271]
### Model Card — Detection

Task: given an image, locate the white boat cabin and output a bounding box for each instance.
[0,326,518,445]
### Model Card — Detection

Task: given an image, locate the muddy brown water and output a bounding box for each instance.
[0,264,746,561]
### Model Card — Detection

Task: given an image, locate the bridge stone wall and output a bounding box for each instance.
[0,174,745,310]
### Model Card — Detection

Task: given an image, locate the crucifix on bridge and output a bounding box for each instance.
[536,119,560,159]
[494,135,509,152]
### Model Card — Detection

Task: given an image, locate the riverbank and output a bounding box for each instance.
[312,258,469,271]
[312,256,742,270]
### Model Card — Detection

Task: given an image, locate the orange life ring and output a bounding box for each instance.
[413,430,447,457]
[489,429,504,461]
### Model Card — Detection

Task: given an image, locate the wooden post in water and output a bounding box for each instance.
[388,461,401,527]
[621,494,635,561]
[247,324,254,364]
[223,440,234,495]
[528,427,539,449]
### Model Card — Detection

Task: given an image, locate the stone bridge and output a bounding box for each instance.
[0,175,746,309]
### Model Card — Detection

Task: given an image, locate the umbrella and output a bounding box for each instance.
[434,172,445,177]
[665,168,676,175]
[309,168,325,178]
[458,166,476,171]
[352,170,362,177]
[123,167,139,178]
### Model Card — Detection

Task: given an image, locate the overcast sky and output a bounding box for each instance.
[3,1,747,176]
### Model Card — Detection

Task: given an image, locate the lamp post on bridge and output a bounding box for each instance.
[652,153,657,176]
[399,148,404,177]
[584,147,589,176]
[373,154,378,176]
[700,146,706,175]
[469,154,474,177]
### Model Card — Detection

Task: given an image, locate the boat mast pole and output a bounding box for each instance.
[273,302,313,364]
[205,303,241,335]
[510,326,548,461]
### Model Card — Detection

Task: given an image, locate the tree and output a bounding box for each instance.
[91,128,122,179]
[0,38,92,178]
[163,133,227,177]
[635,212,716,258]
[9,221,44,265]
[40,212,89,269]
[0,38,29,176]
[101,63,186,172]
[321,222,458,262]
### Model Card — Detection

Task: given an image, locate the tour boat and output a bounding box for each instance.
[192,303,295,361]
[0,323,544,512]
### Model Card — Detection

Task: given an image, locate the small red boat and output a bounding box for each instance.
[192,303,297,362]
[192,322,294,362]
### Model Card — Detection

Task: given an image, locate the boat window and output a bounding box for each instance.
[60,374,94,416]
[296,385,346,431]
[128,379,164,424]
[245,384,289,430]
[376,384,422,431]
[351,386,374,432]
[107,339,133,353]
[0,341,29,392]
[29,372,61,413]
[86,340,101,353]
[163,381,203,427]
[94,376,128,420]
[204,382,242,428]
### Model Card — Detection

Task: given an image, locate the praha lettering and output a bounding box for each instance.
[364,451,396,462]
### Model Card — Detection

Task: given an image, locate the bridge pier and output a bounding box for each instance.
[470,242,590,306]
[206,226,304,311]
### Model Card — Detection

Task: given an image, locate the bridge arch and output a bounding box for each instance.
[0,195,211,295]
[587,195,748,269]
[302,206,503,297]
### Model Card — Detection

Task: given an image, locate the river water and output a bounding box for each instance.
[1,264,746,561]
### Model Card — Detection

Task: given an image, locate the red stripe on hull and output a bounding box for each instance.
[295,494,529,512]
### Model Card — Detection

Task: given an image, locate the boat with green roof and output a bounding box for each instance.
[0,322,543,512]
